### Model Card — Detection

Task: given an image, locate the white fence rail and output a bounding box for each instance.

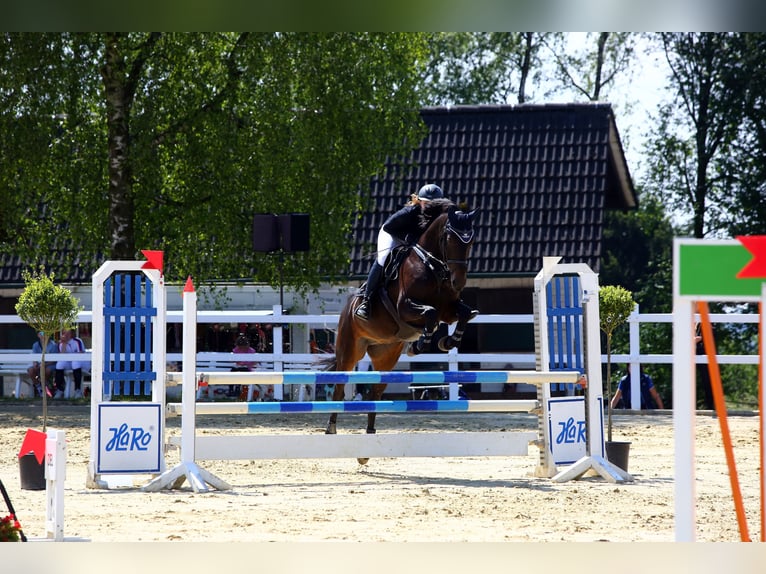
[1,306,761,391]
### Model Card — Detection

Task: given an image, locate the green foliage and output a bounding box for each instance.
[599,285,635,339]
[647,33,761,238]
[15,268,82,336]
[0,32,429,291]
[600,192,674,313]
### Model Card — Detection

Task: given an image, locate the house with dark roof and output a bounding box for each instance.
[1,103,635,359]
[350,103,636,357]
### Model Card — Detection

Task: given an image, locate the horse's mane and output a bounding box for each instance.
[417,198,455,230]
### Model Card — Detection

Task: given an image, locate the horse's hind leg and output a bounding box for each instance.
[325,383,346,434]
[364,383,388,434]
[357,383,389,466]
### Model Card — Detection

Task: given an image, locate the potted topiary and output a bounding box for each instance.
[599,284,636,471]
[14,268,82,489]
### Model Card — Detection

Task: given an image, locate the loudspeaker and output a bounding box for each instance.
[252,214,280,252]
[278,213,310,252]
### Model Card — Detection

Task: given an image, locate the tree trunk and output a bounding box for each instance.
[101,33,136,260]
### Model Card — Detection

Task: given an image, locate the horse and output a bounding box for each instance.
[321,199,478,461]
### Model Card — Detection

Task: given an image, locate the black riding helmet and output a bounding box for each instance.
[417,183,443,200]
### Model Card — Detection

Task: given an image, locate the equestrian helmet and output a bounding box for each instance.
[417,183,443,200]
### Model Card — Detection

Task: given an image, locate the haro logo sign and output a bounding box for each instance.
[555,416,586,446]
[548,397,587,465]
[105,422,154,452]
[97,403,162,473]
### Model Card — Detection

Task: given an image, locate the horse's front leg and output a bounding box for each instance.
[325,383,346,434]
[398,298,438,356]
[438,300,479,351]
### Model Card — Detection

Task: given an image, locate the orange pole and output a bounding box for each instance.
[697,302,751,542]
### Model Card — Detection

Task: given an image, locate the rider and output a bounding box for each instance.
[355,183,445,320]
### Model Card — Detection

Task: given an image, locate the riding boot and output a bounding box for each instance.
[355,262,384,320]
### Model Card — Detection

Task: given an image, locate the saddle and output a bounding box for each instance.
[383,245,410,283]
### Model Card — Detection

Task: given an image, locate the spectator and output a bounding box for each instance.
[54,329,84,399]
[27,331,57,397]
[229,334,258,399]
[610,365,664,410]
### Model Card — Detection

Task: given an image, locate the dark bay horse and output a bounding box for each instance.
[322,199,478,453]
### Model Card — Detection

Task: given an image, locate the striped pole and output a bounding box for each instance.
[166,369,582,387]
[167,398,539,416]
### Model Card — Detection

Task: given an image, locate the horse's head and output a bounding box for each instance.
[443,206,477,292]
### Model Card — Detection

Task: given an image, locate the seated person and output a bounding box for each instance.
[27,331,58,397]
[54,329,84,398]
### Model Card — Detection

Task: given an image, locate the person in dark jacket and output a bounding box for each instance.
[611,365,664,410]
[355,183,445,320]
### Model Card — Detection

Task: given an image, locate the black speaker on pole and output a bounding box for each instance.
[278,213,310,252]
[252,214,280,252]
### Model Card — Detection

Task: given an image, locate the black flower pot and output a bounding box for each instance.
[605,441,631,472]
[19,452,46,491]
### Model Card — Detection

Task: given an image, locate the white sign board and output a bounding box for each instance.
[547,396,587,465]
[96,403,163,474]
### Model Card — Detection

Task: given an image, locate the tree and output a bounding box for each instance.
[599,192,676,404]
[717,33,766,237]
[421,32,554,105]
[0,33,429,290]
[15,268,83,431]
[646,33,749,238]
[599,285,635,442]
[544,32,637,102]
[641,33,764,407]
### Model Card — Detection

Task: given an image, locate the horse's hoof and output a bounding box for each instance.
[437,336,453,352]
[468,309,479,321]
[357,458,370,466]
[366,428,376,434]
[406,342,420,356]
[325,425,337,435]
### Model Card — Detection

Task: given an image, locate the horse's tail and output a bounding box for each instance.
[314,354,337,372]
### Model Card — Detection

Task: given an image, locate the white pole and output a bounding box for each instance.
[180,282,197,464]
[673,297,696,541]
[45,429,66,541]
[581,271,604,457]
[629,305,641,411]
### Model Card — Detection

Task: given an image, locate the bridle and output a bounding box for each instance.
[412,214,474,284]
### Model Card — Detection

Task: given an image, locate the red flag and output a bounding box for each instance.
[140,250,164,275]
[18,428,46,464]
[736,236,766,279]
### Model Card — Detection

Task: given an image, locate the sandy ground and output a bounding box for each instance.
[0,400,763,544]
